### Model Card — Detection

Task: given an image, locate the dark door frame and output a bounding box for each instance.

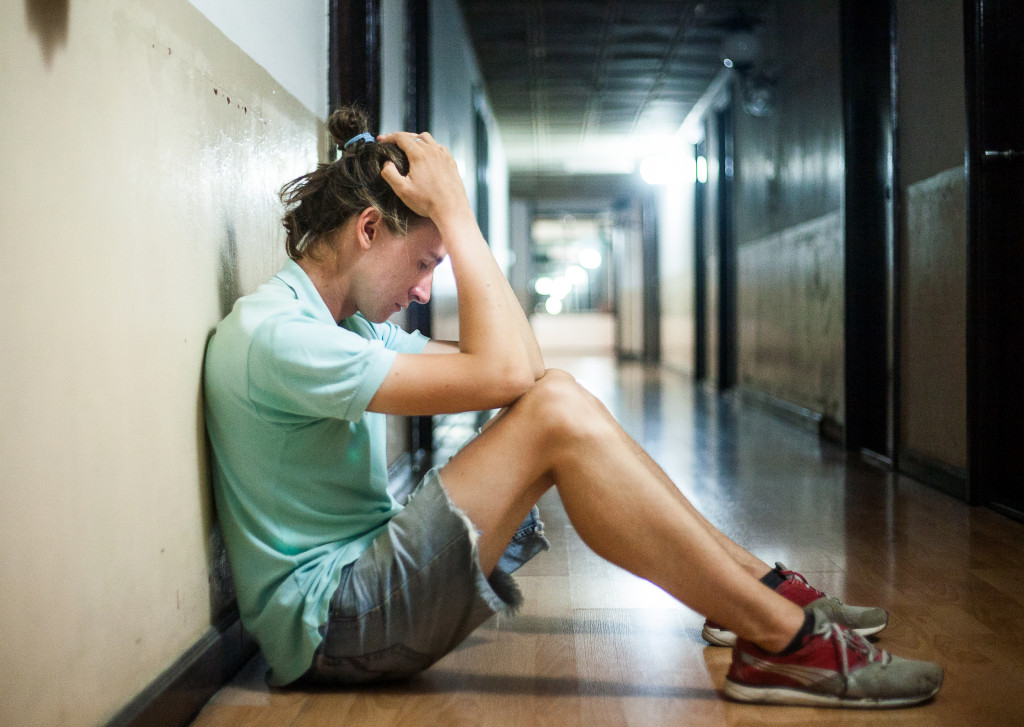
[715,104,737,391]
[329,0,381,124]
[839,0,898,463]
[473,90,490,242]
[404,0,434,465]
[964,0,1024,519]
[693,138,708,381]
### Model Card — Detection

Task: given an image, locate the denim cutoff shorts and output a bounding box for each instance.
[299,467,549,685]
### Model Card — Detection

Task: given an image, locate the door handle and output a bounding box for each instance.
[984,150,1024,158]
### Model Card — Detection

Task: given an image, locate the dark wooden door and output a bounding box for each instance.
[966,0,1024,518]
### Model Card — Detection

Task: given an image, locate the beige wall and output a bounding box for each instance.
[0,1,320,724]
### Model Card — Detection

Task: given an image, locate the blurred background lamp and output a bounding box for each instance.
[552,276,573,300]
[578,247,602,270]
[544,297,563,315]
[565,265,588,286]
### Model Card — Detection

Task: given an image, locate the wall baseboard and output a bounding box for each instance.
[899,447,968,501]
[107,612,257,727]
[988,501,1024,525]
[729,389,975,506]
[736,386,844,443]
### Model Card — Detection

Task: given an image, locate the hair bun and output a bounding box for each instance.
[327,106,371,150]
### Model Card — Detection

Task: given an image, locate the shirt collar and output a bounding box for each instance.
[274,259,338,326]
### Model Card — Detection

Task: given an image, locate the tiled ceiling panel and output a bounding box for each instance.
[458,0,772,176]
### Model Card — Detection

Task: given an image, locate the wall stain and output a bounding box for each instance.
[218,219,241,318]
[203,217,244,622]
[25,0,69,67]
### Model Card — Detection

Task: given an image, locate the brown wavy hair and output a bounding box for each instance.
[279,105,424,260]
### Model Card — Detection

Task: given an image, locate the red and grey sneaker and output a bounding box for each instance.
[702,563,889,647]
[724,609,943,708]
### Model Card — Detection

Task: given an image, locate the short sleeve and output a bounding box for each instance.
[350,316,430,354]
[247,315,397,422]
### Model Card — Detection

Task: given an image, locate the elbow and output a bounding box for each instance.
[495,363,537,403]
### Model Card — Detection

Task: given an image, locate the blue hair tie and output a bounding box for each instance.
[343,132,375,149]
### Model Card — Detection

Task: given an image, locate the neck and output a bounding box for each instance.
[296,254,357,323]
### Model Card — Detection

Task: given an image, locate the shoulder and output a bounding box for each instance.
[345,314,430,353]
[251,311,370,367]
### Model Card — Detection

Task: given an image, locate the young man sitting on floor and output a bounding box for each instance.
[203,106,943,708]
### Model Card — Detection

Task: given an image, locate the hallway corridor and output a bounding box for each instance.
[192,357,1024,726]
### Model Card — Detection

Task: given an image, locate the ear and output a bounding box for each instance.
[354,207,384,251]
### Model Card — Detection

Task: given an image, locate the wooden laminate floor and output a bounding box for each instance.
[192,356,1024,726]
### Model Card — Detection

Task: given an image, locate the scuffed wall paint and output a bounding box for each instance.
[0,1,319,725]
[738,212,845,423]
[900,167,967,468]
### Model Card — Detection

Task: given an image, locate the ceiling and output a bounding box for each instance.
[457,0,772,187]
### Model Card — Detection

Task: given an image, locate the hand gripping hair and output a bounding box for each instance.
[278,105,425,260]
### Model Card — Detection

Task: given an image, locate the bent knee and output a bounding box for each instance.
[518,369,610,441]
[530,368,584,405]
[538,368,576,387]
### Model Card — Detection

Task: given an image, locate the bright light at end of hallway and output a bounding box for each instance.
[640,155,677,185]
[639,141,691,186]
[579,247,602,270]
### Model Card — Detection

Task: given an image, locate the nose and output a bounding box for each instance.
[410,272,432,305]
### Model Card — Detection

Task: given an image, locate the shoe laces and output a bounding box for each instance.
[821,622,886,679]
[777,564,826,599]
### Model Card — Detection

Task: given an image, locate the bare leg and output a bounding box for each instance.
[590,385,773,579]
[440,369,803,652]
[482,394,771,580]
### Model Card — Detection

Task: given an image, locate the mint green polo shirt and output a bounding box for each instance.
[203,259,428,685]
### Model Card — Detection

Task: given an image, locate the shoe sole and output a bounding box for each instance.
[723,678,942,708]
[703,620,888,648]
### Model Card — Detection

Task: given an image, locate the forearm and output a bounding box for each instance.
[437,210,537,385]
[504,278,545,379]
[377,130,541,393]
